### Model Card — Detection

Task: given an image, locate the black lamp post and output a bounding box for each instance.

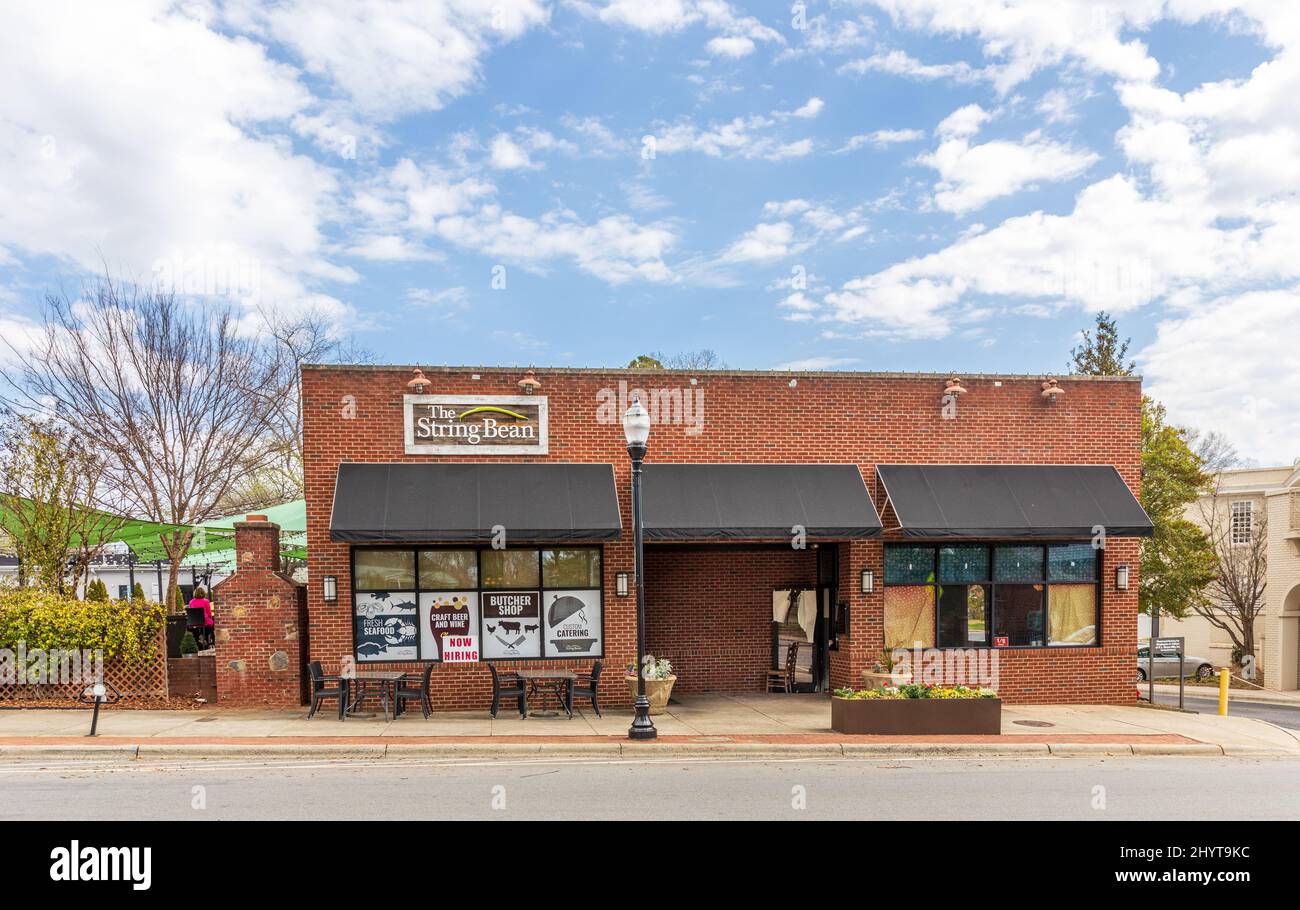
[623,395,656,740]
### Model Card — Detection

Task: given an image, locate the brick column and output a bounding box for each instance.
[213,516,307,707]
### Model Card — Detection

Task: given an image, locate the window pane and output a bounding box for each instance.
[1048,584,1097,645]
[884,585,935,649]
[884,546,935,585]
[419,550,478,589]
[1047,544,1097,582]
[480,549,540,589]
[542,549,602,588]
[354,549,414,589]
[938,545,989,583]
[992,583,1045,646]
[994,546,1044,582]
[938,583,987,647]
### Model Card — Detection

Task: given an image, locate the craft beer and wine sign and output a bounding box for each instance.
[404,394,548,455]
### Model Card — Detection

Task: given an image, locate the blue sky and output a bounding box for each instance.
[1,1,1298,463]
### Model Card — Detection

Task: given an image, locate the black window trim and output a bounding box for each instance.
[883,541,1104,650]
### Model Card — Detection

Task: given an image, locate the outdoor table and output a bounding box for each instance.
[346,670,407,720]
[515,669,576,717]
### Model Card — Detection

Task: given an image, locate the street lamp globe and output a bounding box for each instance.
[622,396,651,448]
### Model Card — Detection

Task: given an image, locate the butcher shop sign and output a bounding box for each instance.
[404,394,548,455]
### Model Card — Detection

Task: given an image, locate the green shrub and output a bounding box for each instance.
[131,582,145,601]
[180,631,198,655]
[85,579,108,602]
[0,585,165,666]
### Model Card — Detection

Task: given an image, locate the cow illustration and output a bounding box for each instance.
[498,620,521,635]
[523,624,538,633]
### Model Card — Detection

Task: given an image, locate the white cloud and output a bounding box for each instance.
[721,222,799,263]
[653,113,814,160]
[791,97,826,119]
[1142,289,1300,465]
[774,355,860,370]
[919,131,1099,214]
[839,49,985,82]
[707,35,755,57]
[936,103,992,139]
[406,286,470,310]
[489,132,536,169]
[579,0,784,55]
[836,128,926,153]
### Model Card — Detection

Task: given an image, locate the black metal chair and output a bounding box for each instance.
[394,663,435,719]
[567,661,602,717]
[184,606,209,648]
[307,661,348,721]
[488,663,527,719]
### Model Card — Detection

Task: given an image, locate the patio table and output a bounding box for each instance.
[515,669,576,717]
[346,670,407,720]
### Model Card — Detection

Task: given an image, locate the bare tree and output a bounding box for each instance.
[218,306,375,512]
[1194,477,1268,679]
[2,276,284,609]
[1186,427,1241,473]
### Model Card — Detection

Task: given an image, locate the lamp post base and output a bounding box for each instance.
[628,696,658,740]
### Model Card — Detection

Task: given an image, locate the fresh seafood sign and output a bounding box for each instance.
[404,394,548,455]
[481,591,541,659]
[543,589,602,657]
[354,591,418,661]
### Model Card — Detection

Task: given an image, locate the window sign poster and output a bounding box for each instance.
[421,592,479,661]
[481,591,541,659]
[354,591,418,661]
[543,589,602,658]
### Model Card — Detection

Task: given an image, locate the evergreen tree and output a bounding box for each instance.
[1069,311,1135,376]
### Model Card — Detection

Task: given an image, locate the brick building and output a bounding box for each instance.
[288,364,1151,710]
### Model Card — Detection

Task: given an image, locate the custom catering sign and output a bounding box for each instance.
[405,394,548,456]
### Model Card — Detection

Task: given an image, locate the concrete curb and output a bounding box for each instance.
[0,740,1293,761]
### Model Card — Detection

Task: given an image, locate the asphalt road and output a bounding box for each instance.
[1,754,1296,820]
[1152,690,1300,730]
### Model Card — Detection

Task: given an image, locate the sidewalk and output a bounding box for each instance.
[1,693,1296,760]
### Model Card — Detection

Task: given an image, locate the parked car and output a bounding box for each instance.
[1136,646,1215,681]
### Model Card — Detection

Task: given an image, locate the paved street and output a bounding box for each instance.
[1,754,1295,820]
[1153,691,1300,731]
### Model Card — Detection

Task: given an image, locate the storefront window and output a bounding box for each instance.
[418,550,478,589]
[1047,543,1097,582]
[938,544,989,583]
[994,545,1043,582]
[542,549,602,588]
[480,549,540,589]
[354,549,415,590]
[884,546,935,585]
[993,584,1045,647]
[938,583,987,648]
[1048,584,1097,645]
[884,585,935,649]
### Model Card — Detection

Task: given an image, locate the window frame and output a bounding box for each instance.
[1230,500,1254,547]
[884,542,1102,650]
[350,545,605,664]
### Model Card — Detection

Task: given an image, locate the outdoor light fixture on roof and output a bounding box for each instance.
[944,377,967,397]
[407,368,428,394]
[518,369,541,394]
[1041,378,1065,403]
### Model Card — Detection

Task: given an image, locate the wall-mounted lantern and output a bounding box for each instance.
[860,569,874,594]
[616,572,629,597]
[1041,377,1065,403]
[944,376,967,398]
[322,575,338,602]
[518,369,541,394]
[1115,564,1130,591]
[407,368,428,394]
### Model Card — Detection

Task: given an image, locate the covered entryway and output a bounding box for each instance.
[639,464,881,695]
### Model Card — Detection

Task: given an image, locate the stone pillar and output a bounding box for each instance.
[212,516,307,707]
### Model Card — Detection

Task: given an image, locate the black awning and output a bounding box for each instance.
[876,464,1154,538]
[642,464,882,540]
[330,463,621,542]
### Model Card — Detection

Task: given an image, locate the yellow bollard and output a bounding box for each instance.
[1218,668,1230,716]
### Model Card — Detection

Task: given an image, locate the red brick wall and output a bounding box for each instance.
[212,521,308,706]
[300,366,1145,709]
[645,546,817,693]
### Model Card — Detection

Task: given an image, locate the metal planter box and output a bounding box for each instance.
[831,697,1002,735]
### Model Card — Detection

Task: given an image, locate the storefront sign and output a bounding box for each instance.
[354,591,419,661]
[481,591,542,659]
[440,635,479,662]
[542,589,602,658]
[404,395,548,455]
[993,636,1009,648]
[421,592,479,661]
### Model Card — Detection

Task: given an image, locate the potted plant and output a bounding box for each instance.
[180,631,199,658]
[625,655,676,715]
[861,648,912,688]
[831,683,1001,734]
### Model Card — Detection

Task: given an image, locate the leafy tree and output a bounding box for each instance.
[131,582,145,601]
[1069,311,1135,376]
[627,354,663,369]
[627,350,726,370]
[1069,315,1215,620]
